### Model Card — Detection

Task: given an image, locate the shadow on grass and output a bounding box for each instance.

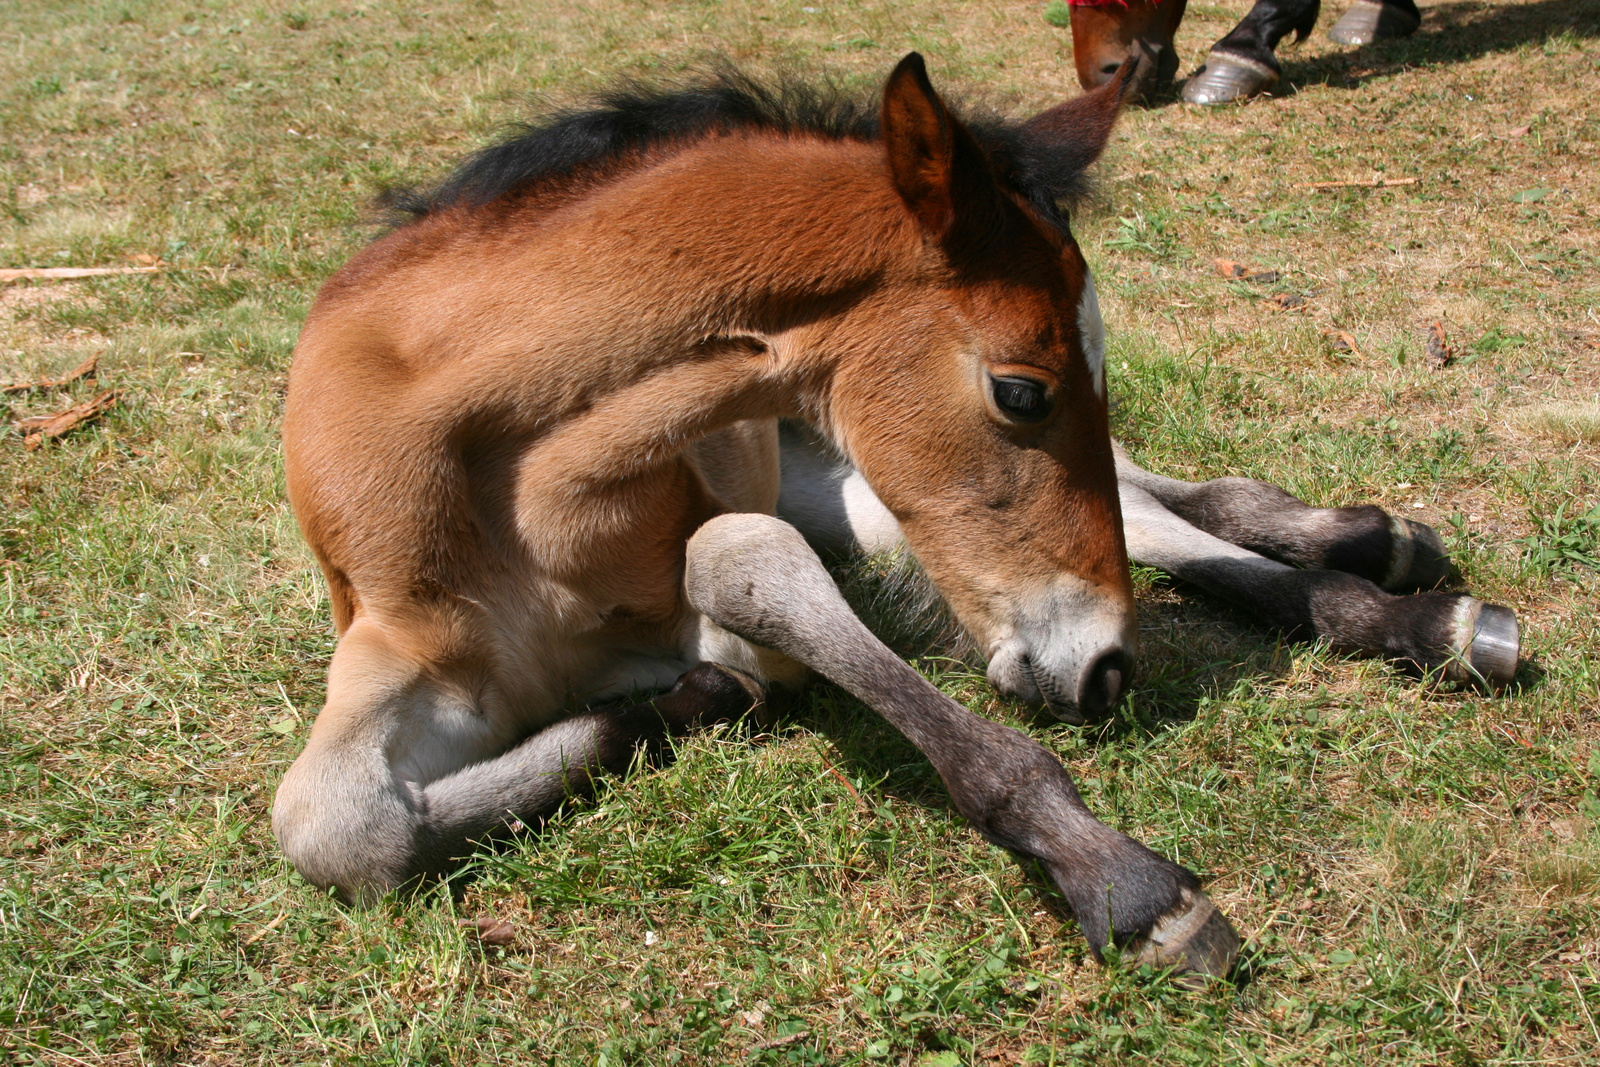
[1275,0,1600,98]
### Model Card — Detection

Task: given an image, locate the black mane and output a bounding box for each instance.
[384,65,1099,230]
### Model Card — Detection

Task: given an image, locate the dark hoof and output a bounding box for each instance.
[1454,602,1519,689]
[1131,888,1241,984]
[1181,52,1278,106]
[1435,599,1519,689]
[1382,517,1451,591]
[653,662,769,731]
[1327,0,1420,45]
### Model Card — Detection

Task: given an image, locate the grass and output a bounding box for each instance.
[2,0,1598,1063]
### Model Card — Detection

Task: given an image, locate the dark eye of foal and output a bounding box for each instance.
[989,374,1052,423]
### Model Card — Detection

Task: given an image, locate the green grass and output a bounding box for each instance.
[3,1,1598,1063]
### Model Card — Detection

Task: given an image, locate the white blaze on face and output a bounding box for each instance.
[1077,270,1106,399]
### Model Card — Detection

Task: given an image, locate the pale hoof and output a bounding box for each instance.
[1181,53,1279,106]
[1327,0,1420,46]
[1131,888,1241,984]
[1446,601,1519,689]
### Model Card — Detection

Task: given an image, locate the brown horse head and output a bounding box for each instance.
[820,55,1136,719]
[1069,0,1188,98]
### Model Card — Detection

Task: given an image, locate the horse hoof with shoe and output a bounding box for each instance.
[1327,0,1422,44]
[274,53,1514,981]
[1180,52,1281,106]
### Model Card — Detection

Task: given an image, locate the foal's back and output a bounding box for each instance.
[283,129,912,710]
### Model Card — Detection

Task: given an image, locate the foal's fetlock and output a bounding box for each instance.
[1049,847,1240,982]
[1309,508,1450,591]
[1375,515,1451,591]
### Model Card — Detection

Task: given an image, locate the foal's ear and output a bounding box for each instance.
[1019,57,1136,176]
[881,52,998,240]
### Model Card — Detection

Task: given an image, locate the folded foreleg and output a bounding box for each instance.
[685,513,1240,979]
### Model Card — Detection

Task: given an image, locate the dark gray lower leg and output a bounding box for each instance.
[686,513,1240,977]
[419,663,764,870]
[1214,0,1324,70]
[1120,482,1518,687]
[1117,445,1449,591]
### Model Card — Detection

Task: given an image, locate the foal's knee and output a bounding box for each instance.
[272,744,424,905]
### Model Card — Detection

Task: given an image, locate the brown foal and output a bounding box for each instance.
[275,55,1240,977]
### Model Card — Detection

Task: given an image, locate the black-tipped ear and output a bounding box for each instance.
[881,52,1001,242]
[882,53,957,235]
[1020,56,1135,176]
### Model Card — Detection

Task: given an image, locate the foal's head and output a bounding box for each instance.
[825,55,1135,723]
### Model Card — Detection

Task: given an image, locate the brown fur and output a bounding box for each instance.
[274,55,1136,900]
[1070,0,1189,96]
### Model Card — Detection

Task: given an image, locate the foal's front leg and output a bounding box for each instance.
[686,513,1241,978]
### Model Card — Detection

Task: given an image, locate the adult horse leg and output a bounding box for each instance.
[1117,480,1519,686]
[1183,0,1423,104]
[1182,0,1321,105]
[1115,443,1450,590]
[271,620,763,904]
[686,512,1240,978]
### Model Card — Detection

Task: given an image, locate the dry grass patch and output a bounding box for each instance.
[1511,398,1600,443]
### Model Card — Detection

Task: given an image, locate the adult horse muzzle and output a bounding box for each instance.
[1069,0,1189,99]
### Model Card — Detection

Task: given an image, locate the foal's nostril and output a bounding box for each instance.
[1079,649,1132,720]
[1101,63,1123,76]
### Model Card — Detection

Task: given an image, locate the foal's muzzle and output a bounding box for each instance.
[985,587,1138,725]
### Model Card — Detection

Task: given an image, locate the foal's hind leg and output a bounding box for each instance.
[686,514,1241,979]
[1119,481,1519,686]
[271,623,762,903]
[1115,443,1450,591]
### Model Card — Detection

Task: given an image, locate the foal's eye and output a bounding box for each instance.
[989,374,1052,423]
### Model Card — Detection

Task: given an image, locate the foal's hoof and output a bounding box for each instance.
[1181,53,1279,106]
[1132,888,1241,984]
[654,662,769,731]
[1445,600,1519,689]
[1382,517,1451,591]
[1327,0,1421,45]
